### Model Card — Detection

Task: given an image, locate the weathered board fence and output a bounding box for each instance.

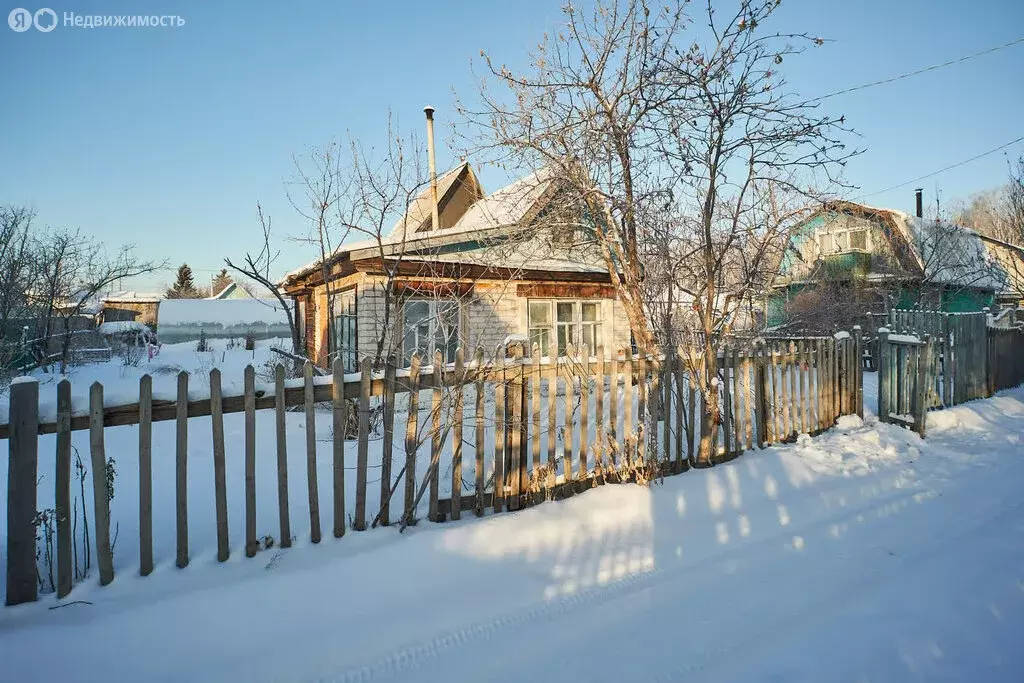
[4,334,863,606]
[879,308,1024,437]
[886,309,988,407]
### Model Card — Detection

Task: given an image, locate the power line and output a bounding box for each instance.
[810,36,1024,102]
[857,135,1024,200]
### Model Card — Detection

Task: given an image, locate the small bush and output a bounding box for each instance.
[195,330,208,353]
[244,329,256,351]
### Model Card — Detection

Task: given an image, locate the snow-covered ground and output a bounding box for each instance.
[2,356,1024,681]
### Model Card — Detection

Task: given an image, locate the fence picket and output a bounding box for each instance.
[354,358,371,531]
[532,345,542,475]
[580,344,590,482]
[380,357,397,526]
[623,349,633,467]
[595,347,606,480]
[331,359,345,538]
[508,345,523,511]
[404,353,421,524]
[494,350,505,512]
[474,348,485,515]
[175,373,188,569]
[210,369,229,562]
[6,379,39,605]
[245,366,258,554]
[564,347,575,487]
[304,362,321,543]
[137,376,153,576]
[451,349,465,520]
[608,353,619,468]
[274,364,292,546]
[91,382,115,583]
[56,380,73,595]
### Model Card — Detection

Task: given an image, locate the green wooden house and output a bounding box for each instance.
[768,200,1010,328]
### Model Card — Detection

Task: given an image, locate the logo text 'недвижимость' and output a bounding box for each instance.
[8,8,185,32]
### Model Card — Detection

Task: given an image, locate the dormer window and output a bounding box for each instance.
[819,228,870,255]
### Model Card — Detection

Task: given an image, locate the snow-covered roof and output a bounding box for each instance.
[103,290,163,303]
[280,166,567,286]
[386,162,475,240]
[206,282,251,300]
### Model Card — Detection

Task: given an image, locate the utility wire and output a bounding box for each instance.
[810,36,1024,102]
[856,135,1024,200]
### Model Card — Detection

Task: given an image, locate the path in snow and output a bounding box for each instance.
[1,383,1023,682]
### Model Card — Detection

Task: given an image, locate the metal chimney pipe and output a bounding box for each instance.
[915,188,923,218]
[424,106,440,232]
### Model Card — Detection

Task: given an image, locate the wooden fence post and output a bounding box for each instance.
[174,372,188,569]
[853,326,864,419]
[404,353,421,524]
[138,374,154,574]
[210,369,230,562]
[91,382,115,584]
[473,348,485,515]
[877,328,890,423]
[274,364,292,547]
[913,335,931,437]
[303,361,321,544]
[56,379,73,595]
[941,313,952,407]
[6,378,39,605]
[379,357,397,526]
[451,349,464,521]
[982,308,992,398]
[244,366,258,555]
[354,357,372,530]
[754,342,768,447]
[332,358,346,538]
[429,350,444,521]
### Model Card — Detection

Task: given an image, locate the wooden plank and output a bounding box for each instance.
[754,343,768,447]
[331,359,345,538]
[941,314,952,407]
[473,348,485,516]
[814,339,824,431]
[779,343,791,439]
[354,357,372,530]
[637,352,647,462]
[831,339,841,421]
[853,327,864,418]
[451,349,464,521]
[379,357,397,526]
[721,346,733,455]
[429,350,444,521]
[595,347,606,480]
[508,345,523,511]
[245,366,258,554]
[138,376,153,573]
[673,350,685,461]
[174,373,188,569]
[404,353,422,524]
[494,350,506,512]
[743,349,753,450]
[623,348,633,466]
[608,353,619,468]
[532,345,542,474]
[769,342,780,441]
[210,369,230,562]
[877,329,890,421]
[687,366,696,460]
[303,362,321,543]
[732,347,743,450]
[6,378,39,605]
[663,352,673,462]
[564,349,575,486]
[913,337,930,436]
[798,340,809,434]
[56,379,73,595]
[579,344,590,480]
[274,364,292,546]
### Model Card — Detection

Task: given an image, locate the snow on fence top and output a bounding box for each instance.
[159,298,290,326]
[98,321,150,335]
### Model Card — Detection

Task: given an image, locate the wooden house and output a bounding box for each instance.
[279,164,631,370]
[768,199,1014,327]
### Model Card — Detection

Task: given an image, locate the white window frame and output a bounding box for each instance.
[330,289,358,373]
[401,298,460,366]
[527,299,603,357]
[818,227,872,255]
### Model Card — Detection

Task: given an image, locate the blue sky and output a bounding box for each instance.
[1,0,1022,291]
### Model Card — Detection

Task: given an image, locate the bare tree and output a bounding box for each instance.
[31,228,163,372]
[225,203,302,356]
[0,205,36,374]
[460,0,853,463]
[955,156,1024,247]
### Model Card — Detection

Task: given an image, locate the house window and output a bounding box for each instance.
[818,228,870,254]
[403,299,459,365]
[528,299,603,356]
[331,289,358,372]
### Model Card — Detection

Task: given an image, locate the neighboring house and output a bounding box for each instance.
[101,291,163,328]
[208,282,253,300]
[279,163,631,370]
[768,200,1012,327]
[976,235,1024,308]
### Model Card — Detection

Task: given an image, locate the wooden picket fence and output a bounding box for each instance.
[988,327,1024,394]
[4,334,863,606]
[886,309,988,407]
[876,329,934,436]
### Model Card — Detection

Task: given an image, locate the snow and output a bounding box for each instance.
[886,333,922,344]
[98,321,149,335]
[833,330,850,340]
[3,366,1024,682]
[158,298,290,326]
